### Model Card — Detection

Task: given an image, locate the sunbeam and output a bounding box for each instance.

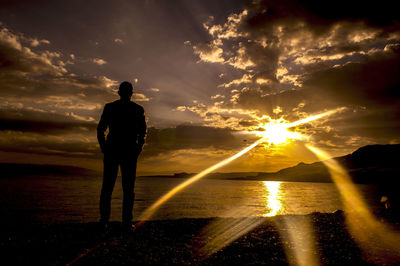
[256,108,346,146]
[306,144,400,264]
[136,139,262,224]
[137,108,343,224]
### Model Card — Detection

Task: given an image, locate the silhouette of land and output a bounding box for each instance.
[142,144,400,184]
[2,212,399,265]
[255,144,400,183]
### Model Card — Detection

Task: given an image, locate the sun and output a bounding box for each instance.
[254,109,345,145]
[257,118,304,145]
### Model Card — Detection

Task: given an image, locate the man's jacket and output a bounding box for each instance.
[97,99,146,155]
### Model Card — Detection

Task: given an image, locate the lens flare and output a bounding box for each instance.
[306,144,400,263]
[136,108,343,225]
[278,215,321,266]
[136,139,262,224]
[196,181,281,259]
[196,211,264,259]
[258,119,304,145]
[257,108,345,145]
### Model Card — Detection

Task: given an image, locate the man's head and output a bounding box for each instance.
[118,81,133,100]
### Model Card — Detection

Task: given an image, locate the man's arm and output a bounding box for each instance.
[137,106,147,152]
[97,104,109,153]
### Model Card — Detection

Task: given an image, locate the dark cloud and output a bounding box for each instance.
[190,0,400,132]
[329,108,400,141]
[231,49,400,143]
[245,0,400,30]
[303,49,400,106]
[0,108,96,134]
[240,42,280,82]
[0,107,99,159]
[0,135,99,159]
[0,108,246,160]
[143,125,243,156]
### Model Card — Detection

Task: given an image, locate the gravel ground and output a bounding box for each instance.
[1,212,399,265]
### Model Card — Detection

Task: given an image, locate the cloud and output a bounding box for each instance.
[218,73,253,88]
[192,0,400,94]
[273,106,282,114]
[0,25,122,104]
[114,38,124,44]
[0,131,99,158]
[213,6,397,98]
[302,48,400,106]
[29,38,50,47]
[0,108,96,134]
[92,58,107,65]
[0,107,99,159]
[186,0,400,151]
[143,125,244,157]
[210,94,225,100]
[0,107,249,160]
[0,24,152,161]
[0,27,66,76]
[193,41,224,63]
[133,93,150,102]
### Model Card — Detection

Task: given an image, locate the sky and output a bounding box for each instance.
[0,0,399,175]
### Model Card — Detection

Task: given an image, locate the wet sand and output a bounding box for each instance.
[1,212,399,265]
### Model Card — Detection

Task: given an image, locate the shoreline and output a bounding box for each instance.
[2,212,399,265]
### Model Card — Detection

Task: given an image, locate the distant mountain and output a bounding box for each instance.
[254,144,400,183]
[253,161,332,182]
[147,144,400,184]
[0,163,99,178]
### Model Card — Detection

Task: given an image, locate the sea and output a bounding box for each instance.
[0,176,383,224]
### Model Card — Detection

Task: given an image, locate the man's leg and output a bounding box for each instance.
[99,153,119,223]
[120,156,138,224]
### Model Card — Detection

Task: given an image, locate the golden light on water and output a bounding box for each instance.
[262,181,282,217]
[137,108,343,224]
[196,181,283,259]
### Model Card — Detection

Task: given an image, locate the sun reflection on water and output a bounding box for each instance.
[262,181,282,217]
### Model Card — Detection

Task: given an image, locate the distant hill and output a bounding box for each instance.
[0,163,99,178]
[253,144,400,183]
[146,144,400,184]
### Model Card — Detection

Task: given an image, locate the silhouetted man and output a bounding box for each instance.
[97,81,146,230]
